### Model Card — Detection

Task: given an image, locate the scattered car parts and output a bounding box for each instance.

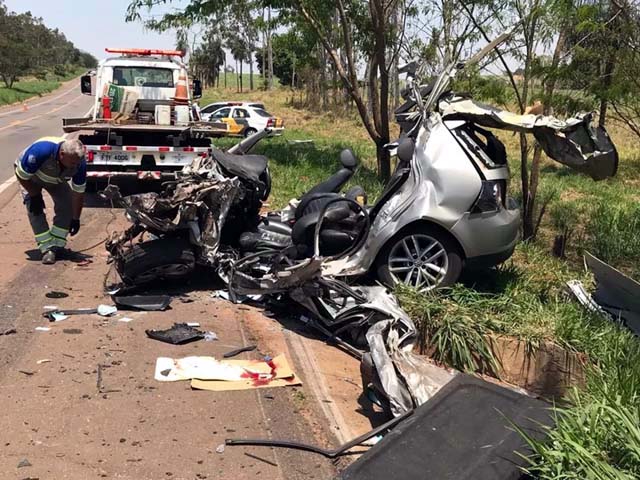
[569,253,640,336]
[145,323,205,345]
[225,408,414,458]
[339,375,553,480]
[113,295,172,311]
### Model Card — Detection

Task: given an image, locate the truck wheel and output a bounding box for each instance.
[376,225,463,291]
[119,237,196,285]
[244,127,258,138]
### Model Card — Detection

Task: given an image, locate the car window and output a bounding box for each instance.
[249,103,265,109]
[233,109,249,118]
[112,67,174,88]
[253,108,272,118]
[213,107,231,118]
[201,105,217,114]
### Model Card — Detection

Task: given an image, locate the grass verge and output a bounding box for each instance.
[0,67,85,106]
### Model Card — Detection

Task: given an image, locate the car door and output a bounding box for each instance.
[200,103,220,121]
[231,108,251,135]
[210,107,238,134]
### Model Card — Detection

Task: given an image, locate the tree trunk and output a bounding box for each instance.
[526,29,568,239]
[267,6,274,90]
[261,7,266,88]
[224,56,227,89]
[371,0,391,182]
[376,141,391,184]
[319,47,328,109]
[291,60,296,88]
[519,13,538,241]
[249,54,254,90]
[598,0,622,127]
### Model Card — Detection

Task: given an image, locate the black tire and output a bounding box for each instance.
[259,166,271,201]
[376,225,463,291]
[244,127,258,138]
[119,237,196,285]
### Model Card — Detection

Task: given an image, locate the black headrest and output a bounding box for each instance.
[397,137,415,163]
[340,149,358,170]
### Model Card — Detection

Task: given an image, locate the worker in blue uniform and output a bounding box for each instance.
[14,137,86,264]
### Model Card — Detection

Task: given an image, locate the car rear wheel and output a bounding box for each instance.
[376,226,463,291]
[244,127,258,138]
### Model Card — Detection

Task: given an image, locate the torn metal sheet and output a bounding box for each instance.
[585,253,640,336]
[440,99,618,180]
[339,375,553,480]
[104,164,241,266]
[229,252,451,414]
[566,280,607,315]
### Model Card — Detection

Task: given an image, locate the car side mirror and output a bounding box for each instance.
[192,79,202,99]
[80,75,93,95]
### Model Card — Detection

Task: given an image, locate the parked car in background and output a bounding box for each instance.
[207,105,284,137]
[200,101,266,121]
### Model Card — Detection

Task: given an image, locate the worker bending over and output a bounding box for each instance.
[14,137,86,264]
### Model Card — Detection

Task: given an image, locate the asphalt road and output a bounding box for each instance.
[0,81,359,479]
[0,79,93,185]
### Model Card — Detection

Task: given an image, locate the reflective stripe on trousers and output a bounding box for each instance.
[21,178,72,253]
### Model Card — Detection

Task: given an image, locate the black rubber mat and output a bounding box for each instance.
[340,375,552,480]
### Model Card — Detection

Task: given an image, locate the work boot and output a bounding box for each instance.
[42,250,56,265]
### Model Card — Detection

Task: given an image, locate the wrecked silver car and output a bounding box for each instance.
[106,35,616,296]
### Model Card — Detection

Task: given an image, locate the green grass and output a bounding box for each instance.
[0,67,86,106]
[202,72,279,97]
[216,130,381,209]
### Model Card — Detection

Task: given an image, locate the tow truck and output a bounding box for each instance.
[62,48,228,188]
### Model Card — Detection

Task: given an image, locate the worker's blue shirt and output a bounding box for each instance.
[15,136,86,193]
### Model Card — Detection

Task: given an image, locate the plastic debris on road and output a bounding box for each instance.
[146,323,205,345]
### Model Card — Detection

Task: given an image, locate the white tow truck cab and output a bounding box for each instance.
[63,48,227,186]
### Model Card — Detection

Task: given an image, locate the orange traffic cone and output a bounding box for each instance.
[173,68,189,105]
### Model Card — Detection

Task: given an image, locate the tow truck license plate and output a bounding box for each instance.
[99,152,130,162]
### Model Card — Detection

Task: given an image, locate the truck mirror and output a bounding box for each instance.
[81,75,93,95]
[192,79,202,99]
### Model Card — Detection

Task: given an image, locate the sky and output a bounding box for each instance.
[4,0,188,61]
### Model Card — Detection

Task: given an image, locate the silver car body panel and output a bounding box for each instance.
[326,113,515,276]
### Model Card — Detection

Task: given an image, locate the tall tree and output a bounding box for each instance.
[291,0,408,181]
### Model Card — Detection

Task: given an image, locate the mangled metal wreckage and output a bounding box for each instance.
[105,36,618,418]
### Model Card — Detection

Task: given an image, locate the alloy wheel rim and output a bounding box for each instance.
[388,234,449,291]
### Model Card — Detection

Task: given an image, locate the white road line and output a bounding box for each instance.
[0,94,85,133]
[0,177,17,195]
[0,82,78,119]
[286,330,353,444]
[1,95,91,190]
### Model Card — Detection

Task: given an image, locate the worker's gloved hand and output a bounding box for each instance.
[28,194,45,215]
[70,219,80,236]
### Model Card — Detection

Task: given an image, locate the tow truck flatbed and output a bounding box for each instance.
[62,117,228,137]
